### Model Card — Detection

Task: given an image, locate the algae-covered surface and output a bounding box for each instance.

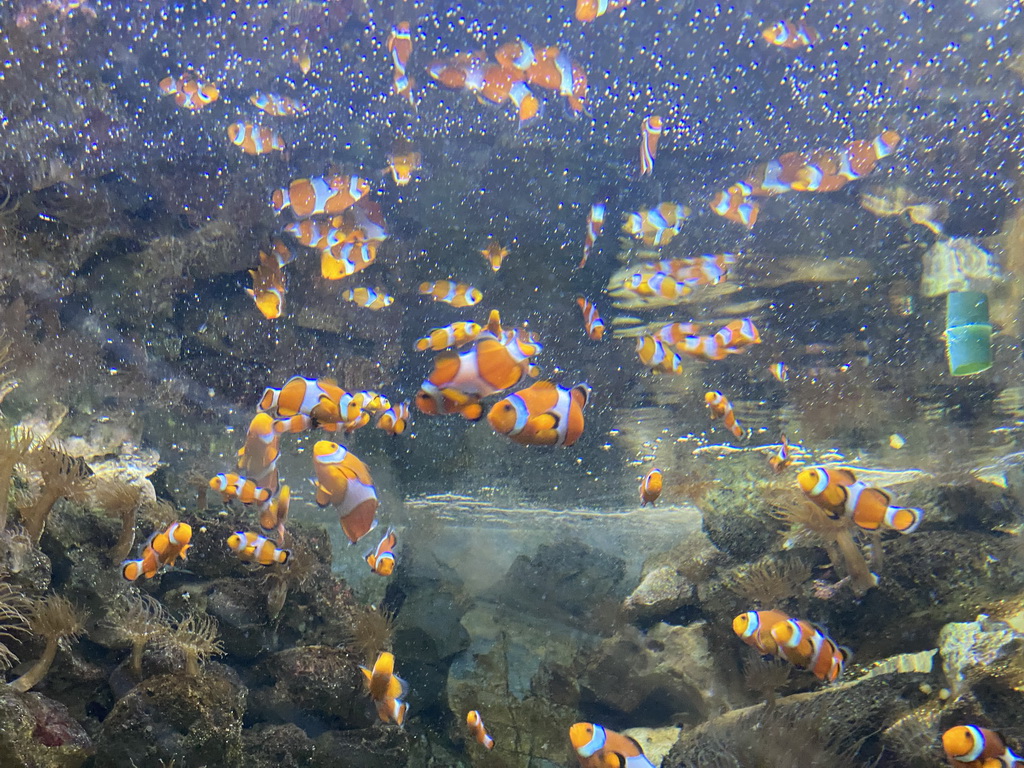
[2,0,1024,766]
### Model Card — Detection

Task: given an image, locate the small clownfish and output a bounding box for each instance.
[387,150,422,186]
[226,122,286,156]
[312,441,379,544]
[258,485,291,538]
[269,237,299,267]
[576,297,605,341]
[744,152,806,195]
[525,47,588,114]
[466,710,495,749]
[272,175,371,219]
[714,318,761,351]
[495,39,537,72]
[246,250,286,320]
[942,725,1024,768]
[770,618,850,682]
[122,522,193,580]
[236,412,281,483]
[624,271,693,301]
[359,651,409,726]
[653,322,701,345]
[705,391,743,439]
[481,240,508,272]
[365,527,397,575]
[260,376,348,426]
[428,51,489,91]
[710,183,759,228]
[579,201,606,269]
[321,242,378,281]
[635,336,684,374]
[732,609,792,657]
[121,547,160,581]
[768,434,792,473]
[762,19,819,49]
[284,217,342,249]
[796,467,923,534]
[250,92,308,116]
[639,115,662,176]
[351,391,391,414]
[273,414,312,434]
[376,402,411,436]
[387,22,416,106]
[209,472,275,506]
[575,0,631,23]
[159,75,219,110]
[292,41,311,75]
[674,333,731,362]
[342,287,394,310]
[227,531,291,565]
[415,321,482,352]
[570,723,656,768]
[770,362,788,382]
[639,469,662,506]
[419,280,482,307]
[622,202,689,247]
[487,380,590,447]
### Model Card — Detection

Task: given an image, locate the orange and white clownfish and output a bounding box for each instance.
[487,380,590,447]
[481,240,508,272]
[652,322,701,345]
[272,175,371,219]
[713,318,761,350]
[359,651,409,726]
[236,412,281,483]
[415,322,482,352]
[121,547,160,581]
[419,280,482,307]
[639,469,662,506]
[365,526,397,575]
[210,472,275,505]
[768,434,792,473]
[292,40,311,75]
[249,92,308,116]
[770,618,850,682]
[762,19,819,49]
[732,609,792,657]
[635,336,684,374]
[623,271,693,301]
[796,467,923,534]
[246,250,286,320]
[622,203,689,247]
[575,0,631,22]
[525,47,588,114]
[226,122,286,155]
[159,75,219,110]
[673,333,731,362]
[705,391,743,439]
[376,402,411,436]
[942,725,1024,768]
[387,22,416,106]
[227,531,291,565]
[387,149,422,186]
[577,297,605,341]
[321,241,378,281]
[312,440,379,544]
[710,183,759,228]
[570,723,657,768]
[769,361,788,383]
[639,115,662,176]
[258,485,291,538]
[122,522,193,580]
[342,287,394,310]
[466,710,495,749]
[579,201,606,269]
[273,414,312,434]
[260,376,348,427]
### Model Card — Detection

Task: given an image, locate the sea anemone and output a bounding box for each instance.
[8,593,84,692]
[90,477,143,562]
[726,556,812,608]
[0,578,30,671]
[17,442,92,544]
[742,655,791,714]
[346,605,395,665]
[104,593,171,678]
[0,421,33,532]
[156,611,224,677]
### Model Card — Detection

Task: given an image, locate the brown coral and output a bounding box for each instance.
[8,593,84,692]
[104,593,171,678]
[156,611,224,677]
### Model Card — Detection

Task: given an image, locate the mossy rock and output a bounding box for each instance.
[699,486,779,561]
[0,690,92,768]
[241,723,316,768]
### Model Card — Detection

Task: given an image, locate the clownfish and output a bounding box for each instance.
[321,242,378,281]
[312,441,379,544]
[250,92,308,116]
[762,19,819,49]
[525,46,588,114]
[705,391,743,439]
[292,41,311,75]
[770,618,849,682]
[236,412,281,483]
[272,175,371,219]
[227,531,291,565]
[419,280,482,307]
[121,547,160,581]
[576,297,605,341]
[246,250,286,320]
[273,414,312,434]
[770,362,788,382]
[624,271,693,301]
[639,469,662,506]
[415,322,482,352]
[942,725,1024,768]
[710,184,760,229]
[653,322,701,345]
[768,434,792,473]
[732,609,792,657]
[342,287,394,310]
[639,115,662,176]
[376,402,411,436]
[575,0,631,22]
[636,336,684,374]
[387,149,422,186]
[714,318,761,350]
[622,203,690,247]
[579,201,605,269]
[260,376,348,427]
[365,527,397,575]
[258,485,291,538]
[796,467,923,534]
[570,723,656,768]
[481,240,508,272]
[159,75,219,110]
[268,237,298,267]
[284,217,343,250]
[466,710,495,749]
[121,522,193,581]
[387,22,416,106]
[359,651,409,726]
[226,123,286,156]
[487,380,590,447]
[209,473,275,505]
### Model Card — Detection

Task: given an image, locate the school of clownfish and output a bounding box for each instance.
[142,11,1020,762]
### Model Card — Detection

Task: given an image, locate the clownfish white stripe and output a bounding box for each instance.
[577,725,607,758]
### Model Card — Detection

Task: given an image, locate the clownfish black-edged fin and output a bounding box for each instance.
[838,644,854,664]
[603,751,627,768]
[572,383,592,408]
[278,549,291,563]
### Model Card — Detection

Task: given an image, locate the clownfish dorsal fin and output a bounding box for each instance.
[321,377,339,387]
[532,379,558,391]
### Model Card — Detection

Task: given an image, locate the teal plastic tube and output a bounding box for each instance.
[945,291,992,376]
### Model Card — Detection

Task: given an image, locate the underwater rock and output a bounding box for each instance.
[622,565,696,623]
[94,665,247,768]
[0,527,52,594]
[902,479,1020,532]
[241,723,316,768]
[311,726,410,768]
[938,614,1023,696]
[0,689,93,768]
[625,726,683,766]
[698,485,779,561]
